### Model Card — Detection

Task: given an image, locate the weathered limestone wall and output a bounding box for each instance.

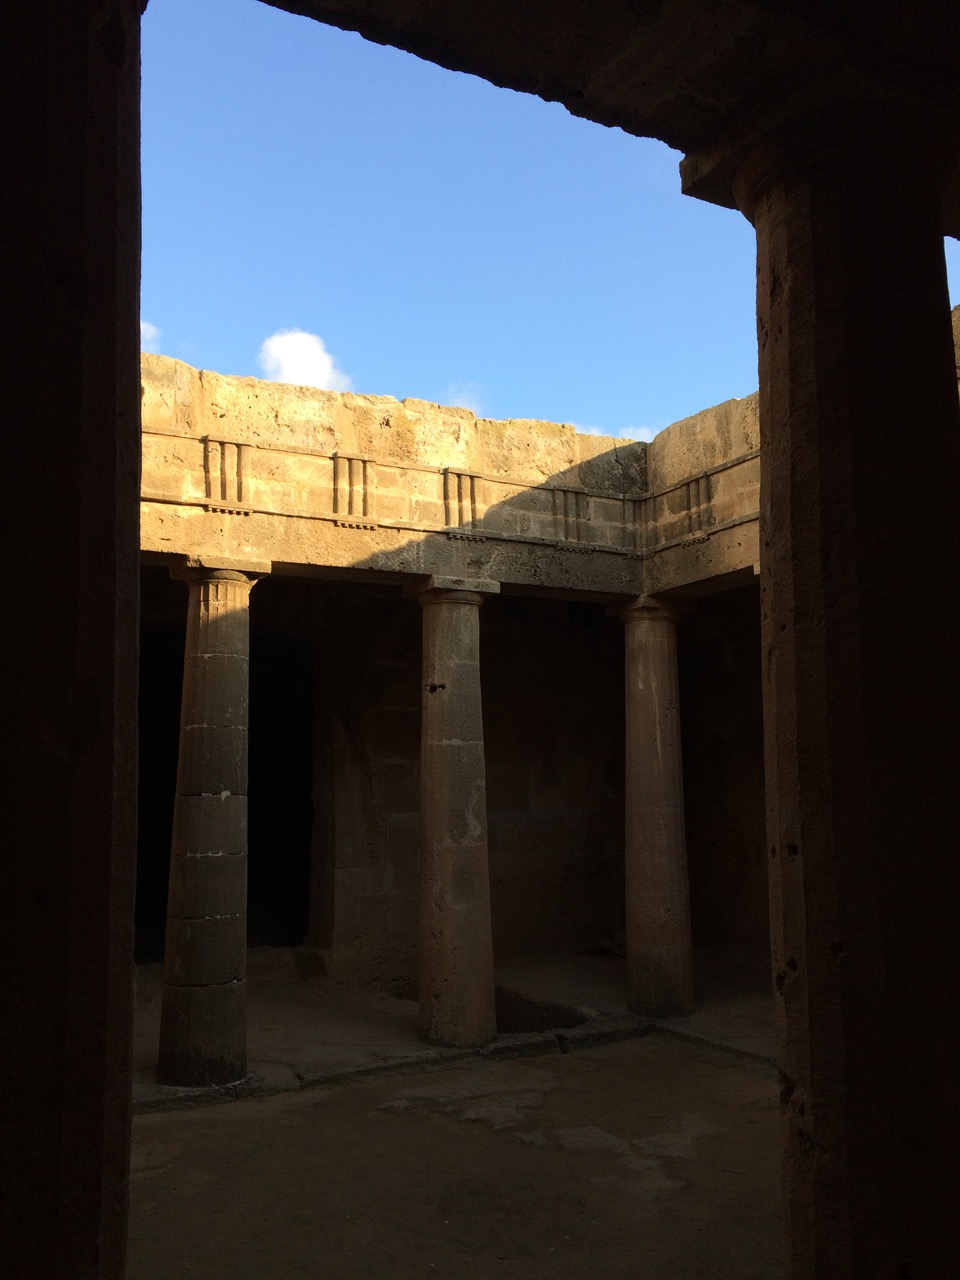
[141,353,642,486]
[647,394,760,488]
[140,355,652,595]
[642,394,761,594]
[140,354,762,599]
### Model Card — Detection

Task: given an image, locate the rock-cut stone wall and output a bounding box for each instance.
[140,354,762,598]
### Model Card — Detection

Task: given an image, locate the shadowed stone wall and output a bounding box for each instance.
[295,586,626,993]
[483,596,624,963]
[136,573,628,993]
[679,585,768,983]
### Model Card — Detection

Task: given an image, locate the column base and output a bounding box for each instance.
[157,981,247,1087]
[419,991,497,1049]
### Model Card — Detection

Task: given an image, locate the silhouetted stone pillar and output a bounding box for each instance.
[1,4,142,1277]
[729,104,960,1279]
[159,567,258,1086]
[417,577,498,1047]
[622,597,694,1017]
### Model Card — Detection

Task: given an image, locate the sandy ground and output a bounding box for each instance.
[128,1033,781,1280]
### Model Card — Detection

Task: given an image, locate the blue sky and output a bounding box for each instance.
[141,0,960,440]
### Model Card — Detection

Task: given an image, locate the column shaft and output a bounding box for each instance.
[736,110,960,1278]
[623,600,694,1017]
[159,570,255,1086]
[418,588,496,1046]
[1,4,141,1275]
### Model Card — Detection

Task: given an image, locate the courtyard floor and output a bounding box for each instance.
[129,951,779,1278]
[128,1033,781,1280]
[132,947,774,1111]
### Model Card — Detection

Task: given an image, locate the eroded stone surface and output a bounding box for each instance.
[140,353,760,598]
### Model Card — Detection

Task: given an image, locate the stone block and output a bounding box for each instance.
[411,498,445,526]
[182,653,249,725]
[171,794,247,857]
[178,724,247,795]
[158,981,247,1087]
[166,852,246,920]
[163,914,246,986]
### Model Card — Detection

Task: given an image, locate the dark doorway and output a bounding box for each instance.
[678,582,770,998]
[247,626,314,947]
[136,568,186,961]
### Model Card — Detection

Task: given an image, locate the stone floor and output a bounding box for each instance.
[497,947,775,1062]
[130,951,779,1277]
[129,1034,782,1280]
[133,947,774,1111]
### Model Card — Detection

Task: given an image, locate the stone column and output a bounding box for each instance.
[727,105,960,1278]
[622,597,694,1017]
[158,568,257,1086]
[417,577,498,1047]
[3,4,142,1275]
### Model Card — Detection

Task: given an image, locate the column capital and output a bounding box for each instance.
[172,566,258,587]
[415,575,500,607]
[172,555,271,583]
[620,594,685,624]
[681,94,960,222]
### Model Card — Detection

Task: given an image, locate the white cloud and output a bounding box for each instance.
[140,320,161,352]
[618,425,658,443]
[443,381,483,415]
[573,423,658,443]
[258,328,352,392]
